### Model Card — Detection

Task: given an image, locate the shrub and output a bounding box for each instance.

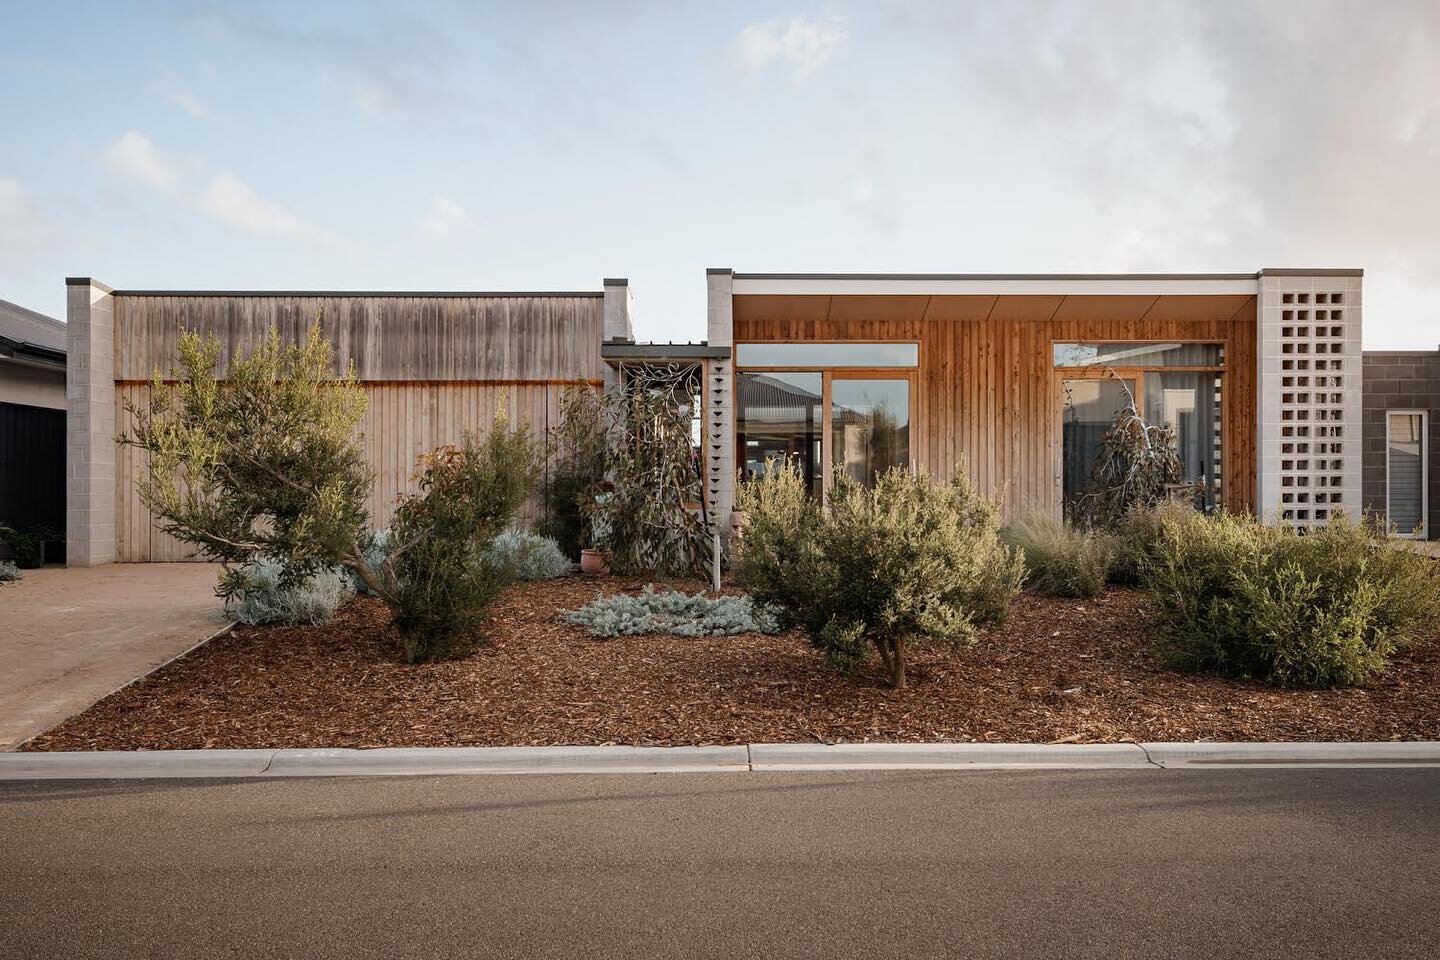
[121,325,372,601]
[484,530,570,580]
[225,558,355,625]
[542,386,607,559]
[565,585,778,637]
[736,462,1025,689]
[1108,499,1200,586]
[388,414,541,662]
[0,523,55,568]
[1145,511,1440,687]
[1004,512,1113,598]
[0,560,20,583]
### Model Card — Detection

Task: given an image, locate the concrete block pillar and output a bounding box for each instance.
[1255,269,1364,528]
[705,269,736,526]
[603,278,634,342]
[66,277,116,566]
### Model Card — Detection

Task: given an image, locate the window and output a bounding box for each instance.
[1387,411,1428,538]
[735,342,918,368]
[736,344,914,494]
[1053,342,1222,368]
[1055,342,1225,516]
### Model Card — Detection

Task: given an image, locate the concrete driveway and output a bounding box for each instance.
[0,563,225,748]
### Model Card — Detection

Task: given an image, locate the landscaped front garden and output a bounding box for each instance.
[25,326,1440,750]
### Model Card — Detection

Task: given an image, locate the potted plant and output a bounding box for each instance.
[580,484,614,575]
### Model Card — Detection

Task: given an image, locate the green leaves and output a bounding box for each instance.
[122,322,372,598]
[736,462,1025,689]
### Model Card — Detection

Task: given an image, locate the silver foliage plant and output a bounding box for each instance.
[0,560,20,583]
[565,586,779,638]
[226,557,356,626]
[484,530,571,580]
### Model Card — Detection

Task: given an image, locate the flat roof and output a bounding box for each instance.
[727,269,1363,280]
[64,278,604,298]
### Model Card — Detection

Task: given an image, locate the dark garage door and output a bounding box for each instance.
[0,401,66,562]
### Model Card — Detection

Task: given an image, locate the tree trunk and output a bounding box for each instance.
[892,639,906,690]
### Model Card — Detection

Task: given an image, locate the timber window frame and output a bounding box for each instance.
[735,341,919,495]
[1052,340,1227,515]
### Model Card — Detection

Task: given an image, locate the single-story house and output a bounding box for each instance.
[0,297,67,561]
[63,267,1388,565]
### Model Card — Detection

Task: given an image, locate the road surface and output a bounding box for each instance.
[2,769,1436,958]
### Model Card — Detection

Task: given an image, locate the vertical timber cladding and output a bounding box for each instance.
[732,293,1259,518]
[112,293,605,562]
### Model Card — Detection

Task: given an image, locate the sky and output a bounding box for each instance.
[2,0,1439,348]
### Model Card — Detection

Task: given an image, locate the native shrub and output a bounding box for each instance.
[484,530,571,580]
[0,523,55,569]
[565,585,778,637]
[0,560,20,583]
[542,386,607,559]
[124,326,541,662]
[387,415,541,662]
[1108,499,1201,586]
[1145,510,1440,687]
[736,462,1025,689]
[226,558,355,625]
[1066,378,1190,528]
[1004,512,1114,598]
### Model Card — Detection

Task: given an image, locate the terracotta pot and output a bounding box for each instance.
[579,548,610,575]
[729,509,749,539]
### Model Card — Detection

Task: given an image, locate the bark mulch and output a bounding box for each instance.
[25,576,1440,750]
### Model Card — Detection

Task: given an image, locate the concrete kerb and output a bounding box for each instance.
[4,741,1439,780]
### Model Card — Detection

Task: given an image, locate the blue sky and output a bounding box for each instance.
[2,0,1438,347]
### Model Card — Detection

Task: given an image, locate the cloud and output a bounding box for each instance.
[737,16,848,79]
[416,195,474,239]
[103,131,180,194]
[171,92,210,118]
[0,177,55,261]
[198,173,334,243]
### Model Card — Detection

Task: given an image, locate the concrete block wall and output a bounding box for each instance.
[1255,271,1364,527]
[1362,351,1440,539]
[65,278,116,566]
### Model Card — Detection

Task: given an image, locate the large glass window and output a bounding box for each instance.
[1387,411,1428,538]
[736,369,912,496]
[1057,341,1224,516]
[737,372,823,496]
[735,342,918,368]
[830,379,911,486]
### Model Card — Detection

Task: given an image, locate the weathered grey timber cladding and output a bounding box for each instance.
[113,294,605,383]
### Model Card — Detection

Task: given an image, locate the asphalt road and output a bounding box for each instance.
[2,769,1437,959]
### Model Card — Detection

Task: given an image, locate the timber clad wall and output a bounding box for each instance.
[734,294,1259,517]
[112,293,606,562]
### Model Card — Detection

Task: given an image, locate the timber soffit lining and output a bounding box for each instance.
[732,293,1259,326]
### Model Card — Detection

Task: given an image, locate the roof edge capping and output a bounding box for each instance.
[65,277,114,293]
[730,271,1263,281]
[102,289,607,299]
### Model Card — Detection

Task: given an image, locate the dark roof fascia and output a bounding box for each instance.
[101,289,605,299]
[602,342,731,360]
[731,269,1365,281]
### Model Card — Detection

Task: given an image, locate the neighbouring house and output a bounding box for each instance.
[1363,349,1439,540]
[63,268,1376,566]
[1,297,67,562]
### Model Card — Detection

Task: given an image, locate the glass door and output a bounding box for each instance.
[1061,376,1136,516]
[827,374,912,489]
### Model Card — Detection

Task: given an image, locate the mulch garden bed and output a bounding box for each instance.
[25,576,1440,750]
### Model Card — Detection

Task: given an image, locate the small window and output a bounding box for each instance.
[1387,411,1428,538]
[735,342,918,368]
[1052,342,1223,368]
